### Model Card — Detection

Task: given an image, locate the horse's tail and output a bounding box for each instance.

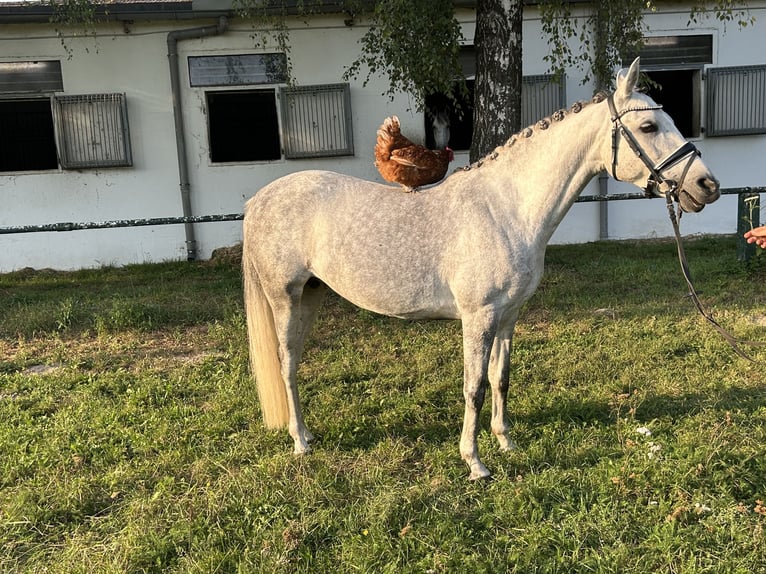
[242,244,289,429]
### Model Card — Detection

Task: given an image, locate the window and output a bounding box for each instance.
[0,92,131,172]
[207,90,281,162]
[204,82,354,163]
[0,60,63,93]
[642,69,702,138]
[188,53,288,87]
[280,83,354,159]
[193,52,355,163]
[423,45,566,151]
[706,65,766,136]
[424,75,566,151]
[0,98,58,172]
[522,75,567,126]
[624,35,713,139]
[0,58,131,172]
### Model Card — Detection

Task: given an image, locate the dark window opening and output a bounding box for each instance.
[207,90,281,162]
[643,69,700,138]
[425,80,474,152]
[424,65,565,153]
[0,99,58,172]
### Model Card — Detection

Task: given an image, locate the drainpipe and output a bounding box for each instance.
[167,15,228,261]
[593,4,610,241]
[598,171,609,240]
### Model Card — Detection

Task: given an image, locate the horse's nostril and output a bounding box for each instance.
[699,177,720,195]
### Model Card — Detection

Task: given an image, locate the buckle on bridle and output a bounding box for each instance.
[644,177,679,199]
[644,141,701,199]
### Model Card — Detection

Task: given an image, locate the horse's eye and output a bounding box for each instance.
[640,122,658,134]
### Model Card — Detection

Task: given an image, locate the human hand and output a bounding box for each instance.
[744,225,766,248]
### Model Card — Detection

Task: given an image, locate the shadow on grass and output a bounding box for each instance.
[297,381,766,464]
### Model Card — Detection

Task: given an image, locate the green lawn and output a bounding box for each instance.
[1,237,765,573]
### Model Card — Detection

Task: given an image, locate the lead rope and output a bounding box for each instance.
[665,192,766,362]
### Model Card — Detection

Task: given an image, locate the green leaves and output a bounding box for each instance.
[342,0,466,110]
[540,1,755,90]
[540,0,647,89]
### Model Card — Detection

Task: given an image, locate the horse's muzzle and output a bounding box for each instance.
[679,176,720,213]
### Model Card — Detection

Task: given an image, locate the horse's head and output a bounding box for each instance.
[605,57,720,213]
[431,110,451,151]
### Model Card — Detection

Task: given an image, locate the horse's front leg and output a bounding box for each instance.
[488,320,518,453]
[460,312,497,480]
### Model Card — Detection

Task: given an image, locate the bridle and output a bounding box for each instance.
[607,93,700,200]
[607,92,765,363]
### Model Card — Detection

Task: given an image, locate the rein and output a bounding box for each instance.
[664,194,766,362]
[608,93,765,363]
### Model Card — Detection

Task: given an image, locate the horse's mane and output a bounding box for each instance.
[454,91,609,174]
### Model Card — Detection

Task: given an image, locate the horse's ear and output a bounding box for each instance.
[615,57,640,103]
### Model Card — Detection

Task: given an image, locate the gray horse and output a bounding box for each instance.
[242,59,720,479]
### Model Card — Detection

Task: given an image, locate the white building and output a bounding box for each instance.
[0,1,764,271]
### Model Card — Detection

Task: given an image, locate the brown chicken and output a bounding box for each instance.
[374,115,454,191]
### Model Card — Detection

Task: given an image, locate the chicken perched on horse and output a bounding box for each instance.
[374,115,454,191]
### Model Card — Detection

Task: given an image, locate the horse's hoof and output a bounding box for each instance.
[468,463,491,481]
[497,437,518,452]
[293,442,311,455]
[469,470,492,481]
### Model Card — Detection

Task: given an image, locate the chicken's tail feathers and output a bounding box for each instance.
[374,115,401,162]
[376,116,401,140]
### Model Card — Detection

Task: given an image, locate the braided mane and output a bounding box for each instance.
[456,91,609,173]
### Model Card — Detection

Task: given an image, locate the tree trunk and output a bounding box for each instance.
[470,0,523,162]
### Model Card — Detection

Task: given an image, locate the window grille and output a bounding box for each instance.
[522,75,566,126]
[280,83,354,159]
[53,93,132,168]
[706,65,766,137]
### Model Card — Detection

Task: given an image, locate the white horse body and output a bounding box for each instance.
[248,104,602,320]
[242,59,720,479]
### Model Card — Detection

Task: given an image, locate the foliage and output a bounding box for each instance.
[45,0,102,59]
[540,0,646,89]
[43,0,756,144]
[231,0,301,84]
[540,0,753,89]
[342,0,466,110]
[688,0,755,27]
[232,0,466,110]
[225,0,756,104]
[1,237,766,572]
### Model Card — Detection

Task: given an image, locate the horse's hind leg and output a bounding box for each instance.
[488,319,518,453]
[271,279,327,454]
[292,278,327,444]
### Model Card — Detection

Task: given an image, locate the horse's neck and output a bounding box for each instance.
[473,102,608,245]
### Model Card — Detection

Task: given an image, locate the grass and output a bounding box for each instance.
[1,237,766,573]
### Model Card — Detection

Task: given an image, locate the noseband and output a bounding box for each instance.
[607,93,700,200]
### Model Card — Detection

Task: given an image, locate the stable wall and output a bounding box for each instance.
[0,5,764,271]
